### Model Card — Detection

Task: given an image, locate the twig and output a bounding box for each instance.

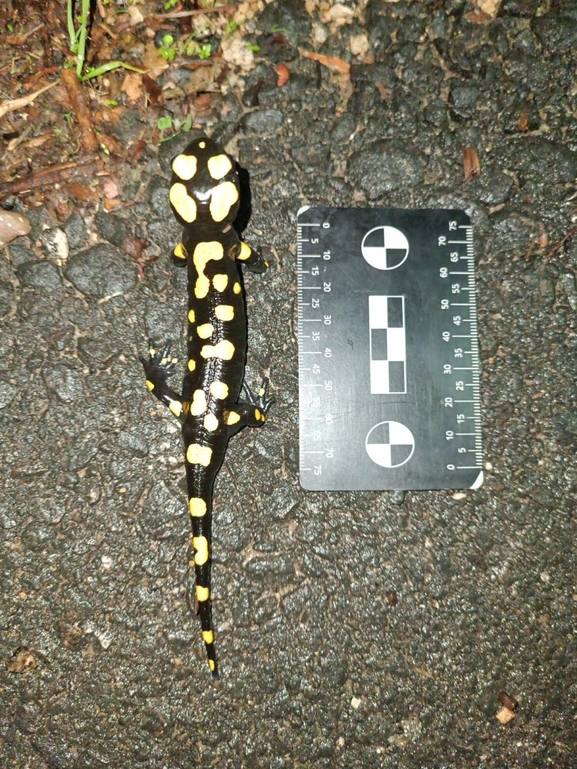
[61,68,101,155]
[0,157,99,200]
[0,81,58,121]
[545,226,577,261]
[152,6,236,19]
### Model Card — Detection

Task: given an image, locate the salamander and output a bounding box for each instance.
[141,135,272,678]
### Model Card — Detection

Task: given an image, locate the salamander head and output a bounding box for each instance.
[169,136,240,229]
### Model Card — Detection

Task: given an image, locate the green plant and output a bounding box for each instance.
[157,113,193,139]
[158,33,177,61]
[67,0,144,81]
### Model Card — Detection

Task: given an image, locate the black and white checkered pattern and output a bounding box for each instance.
[368,295,407,394]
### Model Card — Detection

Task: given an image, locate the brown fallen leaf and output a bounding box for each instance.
[463,147,481,180]
[518,112,529,133]
[102,178,120,199]
[141,73,163,105]
[276,62,290,87]
[121,72,145,104]
[299,49,350,75]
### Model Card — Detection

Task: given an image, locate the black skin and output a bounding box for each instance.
[140,135,273,677]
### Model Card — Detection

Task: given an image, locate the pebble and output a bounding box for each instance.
[64,243,137,299]
[347,140,427,197]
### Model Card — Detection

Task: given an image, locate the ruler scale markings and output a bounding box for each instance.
[297,208,482,491]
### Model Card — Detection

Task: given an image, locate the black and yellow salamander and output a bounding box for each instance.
[140,135,272,678]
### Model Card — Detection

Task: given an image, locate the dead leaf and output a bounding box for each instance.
[102,178,119,199]
[276,63,290,87]
[518,112,529,133]
[375,82,389,100]
[463,147,481,180]
[142,41,169,78]
[299,49,350,75]
[121,72,145,104]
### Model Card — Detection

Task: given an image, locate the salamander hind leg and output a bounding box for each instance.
[224,377,274,435]
[140,340,185,420]
[236,241,270,274]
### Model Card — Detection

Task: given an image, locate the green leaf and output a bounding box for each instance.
[79,61,146,81]
[157,115,174,131]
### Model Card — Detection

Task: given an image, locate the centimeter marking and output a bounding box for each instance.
[297,210,483,489]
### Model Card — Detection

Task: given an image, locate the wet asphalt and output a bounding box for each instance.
[1,1,576,767]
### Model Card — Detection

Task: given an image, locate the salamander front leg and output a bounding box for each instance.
[224,377,274,436]
[140,340,185,421]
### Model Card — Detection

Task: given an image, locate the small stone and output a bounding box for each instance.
[242,109,284,134]
[496,706,516,724]
[65,243,137,299]
[17,261,63,296]
[347,141,427,198]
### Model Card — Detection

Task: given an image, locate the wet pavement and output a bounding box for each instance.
[1,1,576,767]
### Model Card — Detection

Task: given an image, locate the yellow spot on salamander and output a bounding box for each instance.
[202,630,214,645]
[214,304,234,322]
[169,401,182,418]
[209,181,239,222]
[199,141,206,149]
[196,585,210,602]
[192,241,224,300]
[255,409,261,421]
[258,387,266,397]
[190,389,207,416]
[188,309,195,323]
[200,340,235,361]
[226,411,240,426]
[207,153,233,180]
[208,659,216,672]
[169,182,197,223]
[188,359,196,372]
[197,323,214,339]
[193,536,209,566]
[203,413,219,432]
[212,274,229,292]
[238,241,252,261]
[172,154,198,180]
[189,498,207,517]
[173,242,187,260]
[145,380,154,391]
[186,443,212,466]
[209,381,229,399]
[233,282,242,294]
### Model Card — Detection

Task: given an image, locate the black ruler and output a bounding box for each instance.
[297,207,483,491]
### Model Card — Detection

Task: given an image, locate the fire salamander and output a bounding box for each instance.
[141,135,272,678]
